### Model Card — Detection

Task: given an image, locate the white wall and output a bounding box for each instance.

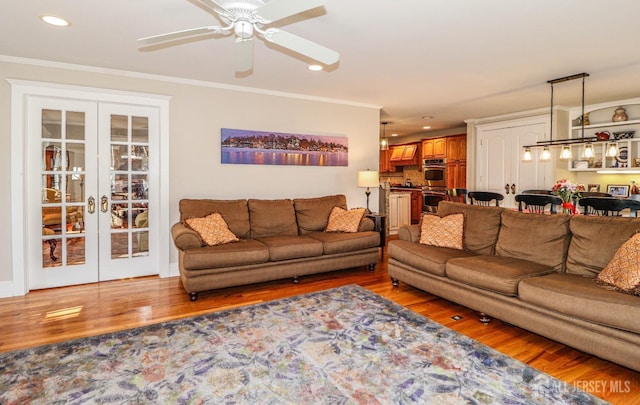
[0,57,380,291]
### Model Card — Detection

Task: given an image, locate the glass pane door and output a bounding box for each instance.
[99,104,158,281]
[29,99,99,289]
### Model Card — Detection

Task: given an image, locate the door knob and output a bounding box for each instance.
[504,184,510,195]
[511,184,516,194]
[101,195,109,213]
[88,196,95,214]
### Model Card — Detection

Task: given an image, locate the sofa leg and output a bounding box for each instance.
[368,264,375,272]
[292,276,299,284]
[478,312,491,324]
[189,292,199,302]
[391,278,399,287]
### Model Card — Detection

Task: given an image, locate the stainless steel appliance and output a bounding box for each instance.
[423,158,447,188]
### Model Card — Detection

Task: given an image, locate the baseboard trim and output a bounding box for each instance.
[0,280,21,298]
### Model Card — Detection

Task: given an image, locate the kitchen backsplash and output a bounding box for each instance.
[402,166,422,186]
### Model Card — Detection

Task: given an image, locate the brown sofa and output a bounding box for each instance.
[171,194,380,301]
[388,201,640,372]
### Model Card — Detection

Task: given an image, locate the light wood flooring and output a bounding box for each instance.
[1,246,638,404]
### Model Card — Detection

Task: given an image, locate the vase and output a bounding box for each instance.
[612,107,628,122]
[561,201,576,215]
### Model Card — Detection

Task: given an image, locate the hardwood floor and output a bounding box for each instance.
[1,249,638,404]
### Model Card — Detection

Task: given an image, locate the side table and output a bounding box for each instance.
[366,213,387,259]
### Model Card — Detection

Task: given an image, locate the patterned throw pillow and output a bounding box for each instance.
[185,213,239,246]
[325,207,366,233]
[596,232,640,295]
[419,213,464,250]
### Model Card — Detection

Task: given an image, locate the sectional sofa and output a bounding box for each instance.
[388,201,640,372]
[171,194,380,301]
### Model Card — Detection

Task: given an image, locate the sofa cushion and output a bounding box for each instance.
[254,235,324,262]
[519,273,640,334]
[388,239,477,277]
[419,213,464,250]
[596,232,640,295]
[325,207,366,233]
[495,210,570,272]
[248,199,298,238]
[293,194,347,234]
[184,213,239,246]
[566,215,640,276]
[436,201,502,255]
[446,255,556,296]
[179,199,250,239]
[306,231,379,255]
[181,239,269,270]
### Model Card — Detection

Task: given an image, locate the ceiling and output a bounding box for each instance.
[4,0,640,139]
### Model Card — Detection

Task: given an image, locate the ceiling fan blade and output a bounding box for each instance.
[264,29,338,65]
[255,0,326,23]
[138,26,224,44]
[195,0,229,14]
[235,37,254,72]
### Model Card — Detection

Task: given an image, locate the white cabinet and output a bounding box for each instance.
[567,98,640,172]
[389,192,411,235]
[475,115,554,208]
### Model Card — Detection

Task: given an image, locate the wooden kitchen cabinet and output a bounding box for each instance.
[388,192,411,235]
[389,143,420,166]
[379,149,394,173]
[410,190,422,223]
[447,160,467,189]
[446,135,467,160]
[422,138,446,158]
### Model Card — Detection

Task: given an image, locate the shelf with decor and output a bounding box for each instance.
[568,98,640,172]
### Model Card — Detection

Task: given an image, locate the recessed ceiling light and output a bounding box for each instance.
[308,65,323,71]
[421,115,434,120]
[391,133,398,137]
[40,15,71,27]
[423,126,431,130]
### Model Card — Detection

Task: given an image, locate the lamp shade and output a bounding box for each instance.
[357,170,379,188]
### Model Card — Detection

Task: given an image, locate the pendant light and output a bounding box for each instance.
[560,145,572,159]
[606,142,618,157]
[523,147,532,161]
[380,121,389,151]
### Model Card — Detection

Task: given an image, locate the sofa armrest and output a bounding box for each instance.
[398,224,420,242]
[171,222,202,250]
[358,216,375,232]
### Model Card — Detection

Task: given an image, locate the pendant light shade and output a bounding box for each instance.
[540,146,551,161]
[560,145,572,159]
[583,143,594,158]
[380,122,389,151]
[606,142,618,157]
[522,147,532,161]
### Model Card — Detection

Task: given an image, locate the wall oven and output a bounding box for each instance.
[423,158,447,188]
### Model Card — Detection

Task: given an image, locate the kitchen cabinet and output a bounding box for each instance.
[446,135,467,160]
[379,149,395,173]
[388,192,411,235]
[447,160,467,189]
[422,138,446,158]
[475,115,553,208]
[566,98,640,172]
[410,190,422,223]
[446,134,467,188]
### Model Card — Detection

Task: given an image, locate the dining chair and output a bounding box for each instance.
[446,188,468,204]
[468,191,504,207]
[578,197,640,217]
[514,194,563,214]
[521,189,553,195]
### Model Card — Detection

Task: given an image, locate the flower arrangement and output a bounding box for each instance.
[552,179,585,214]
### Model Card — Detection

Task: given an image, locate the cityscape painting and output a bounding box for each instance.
[221,128,348,166]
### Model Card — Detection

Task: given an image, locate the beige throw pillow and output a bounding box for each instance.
[185,213,239,246]
[325,207,366,233]
[596,232,640,295]
[419,213,464,250]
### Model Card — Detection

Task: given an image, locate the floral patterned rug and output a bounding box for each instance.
[0,285,606,404]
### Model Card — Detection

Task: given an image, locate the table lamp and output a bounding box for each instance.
[357,169,379,212]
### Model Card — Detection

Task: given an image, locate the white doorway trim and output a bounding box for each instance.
[8,79,172,296]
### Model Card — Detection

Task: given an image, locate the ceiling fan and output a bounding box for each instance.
[138,0,339,72]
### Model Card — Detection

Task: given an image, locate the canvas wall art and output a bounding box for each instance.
[221,128,348,166]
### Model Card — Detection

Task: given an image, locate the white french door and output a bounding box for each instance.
[27,98,159,289]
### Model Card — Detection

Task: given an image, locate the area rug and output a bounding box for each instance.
[0,285,606,404]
